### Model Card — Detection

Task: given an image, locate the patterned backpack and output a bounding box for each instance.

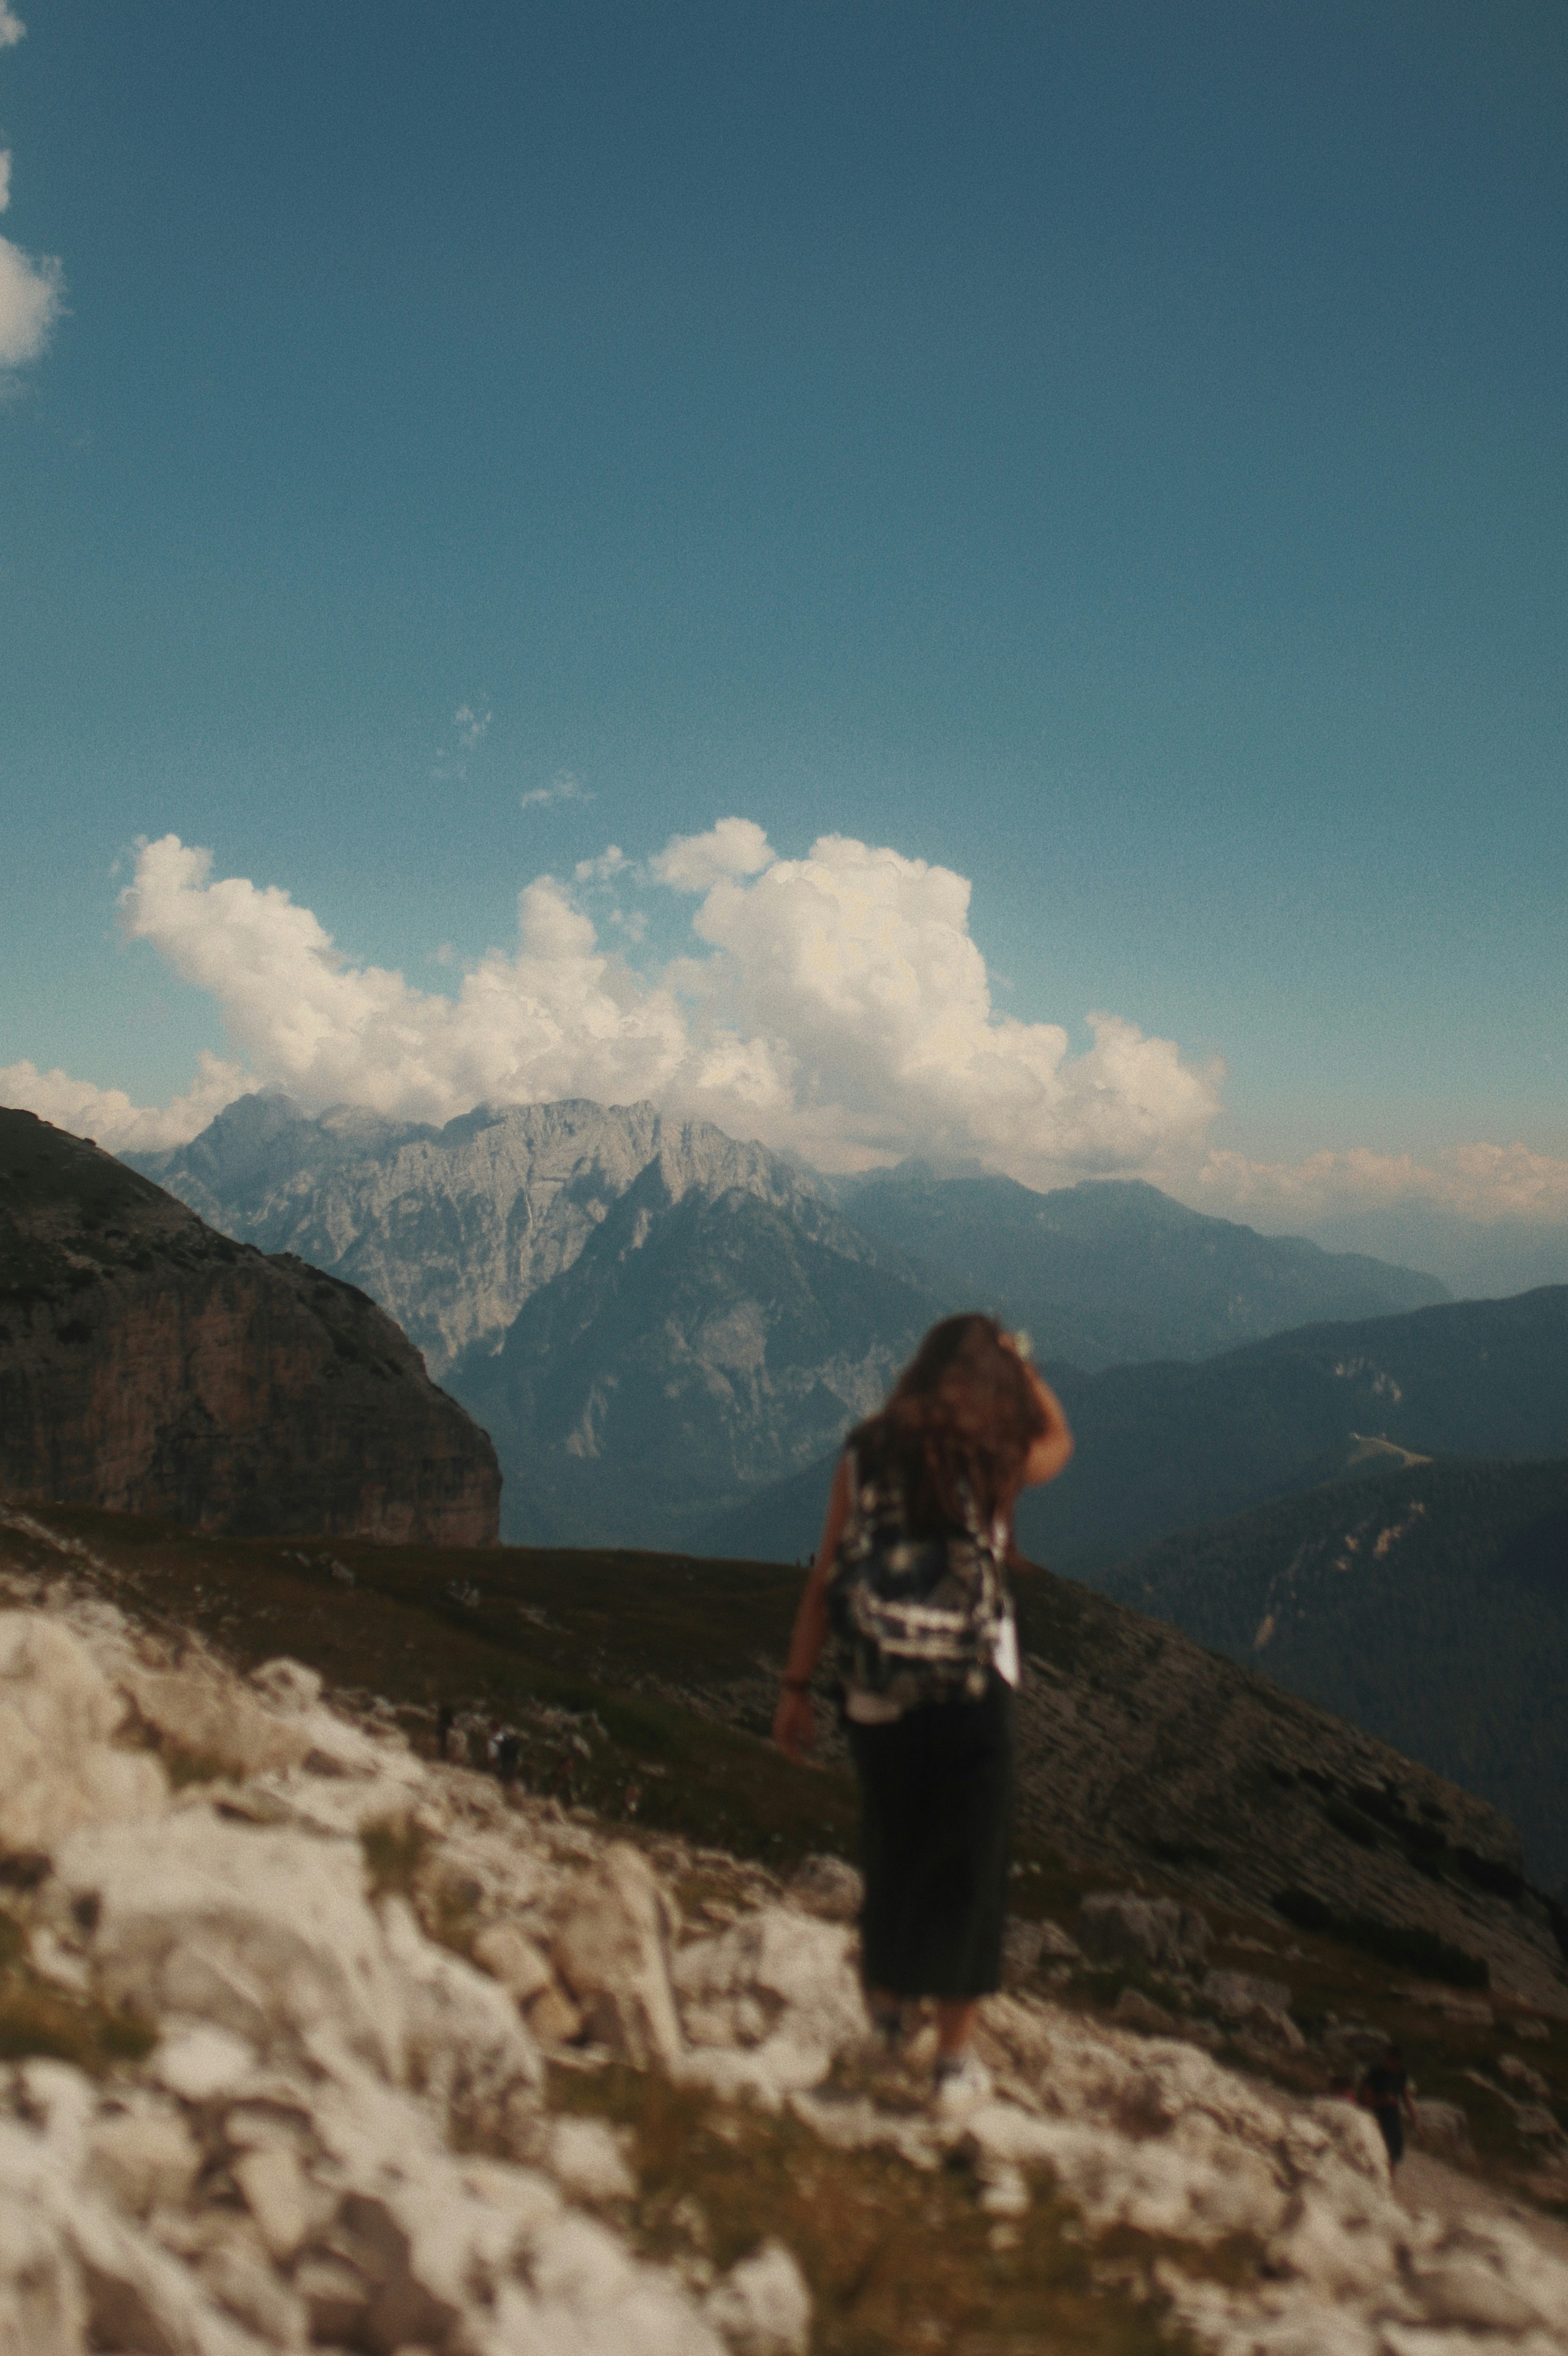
[826,1445,1009,1706]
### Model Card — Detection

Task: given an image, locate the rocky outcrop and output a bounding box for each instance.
[0,1107,499,1542]
[1,1565,1566,2355]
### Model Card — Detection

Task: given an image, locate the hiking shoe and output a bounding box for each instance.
[870,2001,908,2053]
[933,2051,993,2111]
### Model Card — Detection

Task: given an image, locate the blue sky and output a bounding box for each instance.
[2,2,1565,1267]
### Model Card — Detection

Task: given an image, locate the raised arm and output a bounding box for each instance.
[771,1453,852,1763]
[1020,1367,1074,1488]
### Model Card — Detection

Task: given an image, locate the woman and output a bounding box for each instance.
[772,1314,1074,2101]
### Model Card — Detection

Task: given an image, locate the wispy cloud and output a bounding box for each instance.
[0,10,64,373]
[429,698,494,781]
[573,845,630,884]
[520,772,591,811]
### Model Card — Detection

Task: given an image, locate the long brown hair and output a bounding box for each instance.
[849,1313,1045,1533]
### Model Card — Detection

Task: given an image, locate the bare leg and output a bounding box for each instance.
[935,1998,979,2059]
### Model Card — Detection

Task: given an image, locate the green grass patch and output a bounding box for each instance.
[0,1977,155,2074]
[548,2062,1198,2355]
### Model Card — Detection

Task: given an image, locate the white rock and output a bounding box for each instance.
[705,2240,812,2355]
[1202,1968,1303,2045]
[194,2227,308,2347]
[84,2104,201,2216]
[1077,1891,1210,1973]
[1202,1967,1293,2020]
[379,1893,543,2129]
[0,1612,168,1849]
[675,1908,866,2101]
[552,1841,684,2066]
[117,1662,311,1782]
[293,2253,371,2345]
[546,2115,638,2203]
[153,2026,260,2103]
[520,2210,730,2355]
[248,1658,323,1713]
[1412,2254,1543,2332]
[67,2194,265,2356]
[0,2166,86,2356]
[473,1920,553,2006]
[0,1611,122,1751]
[1412,2099,1473,2162]
[56,1811,403,2076]
[233,2146,313,2263]
[528,1982,586,2045]
[1498,2052,1551,2099]
[15,2059,97,2170]
[1037,1920,1082,1961]
[290,1705,393,1778]
[785,1854,863,1922]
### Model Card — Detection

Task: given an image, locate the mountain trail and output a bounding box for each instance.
[1395,2149,1568,2266]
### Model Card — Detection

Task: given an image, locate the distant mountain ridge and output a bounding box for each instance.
[131,1095,1474,1549]
[708,1286,1568,1570]
[837,1162,1449,1368]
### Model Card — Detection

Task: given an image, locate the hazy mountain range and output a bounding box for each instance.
[131,1092,1465,1547]
[833,1160,1447,1366]
[715,1287,1568,1569]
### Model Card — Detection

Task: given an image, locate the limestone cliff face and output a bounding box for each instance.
[0,1107,500,1542]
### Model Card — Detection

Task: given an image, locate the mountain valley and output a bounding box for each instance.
[131,1094,1473,1551]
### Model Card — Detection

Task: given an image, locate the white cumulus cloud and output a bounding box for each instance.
[0,825,1223,1182]
[650,817,775,892]
[0,1051,257,1155]
[0,10,24,51]
[7,820,1562,1233]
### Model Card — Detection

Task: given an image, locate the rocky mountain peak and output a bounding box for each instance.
[132,1096,818,1377]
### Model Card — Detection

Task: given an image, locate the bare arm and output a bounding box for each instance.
[1020,1368,1074,1488]
[771,1454,852,1764]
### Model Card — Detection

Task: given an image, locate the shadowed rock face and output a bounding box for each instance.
[0,1108,500,1543]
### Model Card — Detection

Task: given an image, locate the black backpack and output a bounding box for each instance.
[826,1447,1008,1706]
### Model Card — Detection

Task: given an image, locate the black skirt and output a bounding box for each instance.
[846,1671,1014,2001]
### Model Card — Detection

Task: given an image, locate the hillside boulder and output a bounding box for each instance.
[1077,1891,1211,1975]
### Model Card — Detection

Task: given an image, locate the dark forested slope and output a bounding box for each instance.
[1097,1457,1568,1889]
